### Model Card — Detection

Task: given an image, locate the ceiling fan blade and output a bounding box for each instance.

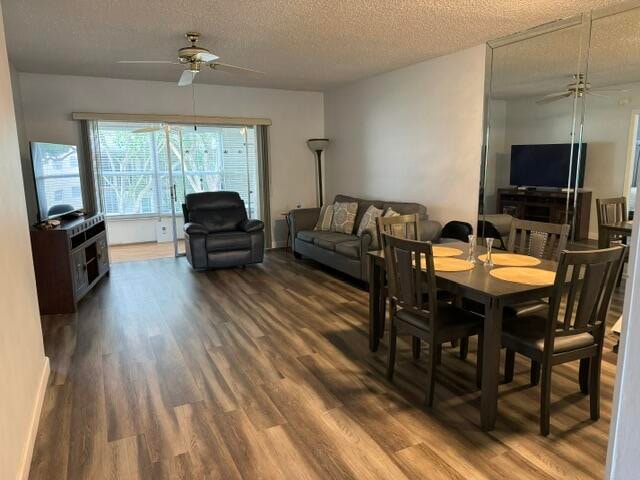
[536,92,572,105]
[194,51,219,63]
[209,62,264,75]
[133,127,162,134]
[117,60,178,64]
[589,88,632,94]
[178,70,197,86]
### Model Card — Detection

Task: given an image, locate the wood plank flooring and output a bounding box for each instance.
[109,240,185,263]
[29,250,622,479]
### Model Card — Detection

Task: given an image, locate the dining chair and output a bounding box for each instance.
[381,233,484,406]
[375,214,421,354]
[376,213,420,246]
[507,218,570,262]
[596,197,629,287]
[501,245,626,435]
[503,219,571,384]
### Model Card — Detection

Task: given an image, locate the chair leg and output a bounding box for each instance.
[579,358,590,394]
[459,337,469,360]
[590,354,601,421]
[387,323,397,381]
[530,360,541,386]
[504,348,515,383]
[540,363,552,436]
[425,341,438,407]
[435,344,442,365]
[378,291,387,339]
[476,331,484,389]
[412,337,421,360]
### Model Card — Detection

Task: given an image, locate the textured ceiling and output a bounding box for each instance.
[491,4,640,99]
[0,0,627,91]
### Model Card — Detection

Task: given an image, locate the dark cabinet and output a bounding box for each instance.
[497,189,592,240]
[30,214,110,314]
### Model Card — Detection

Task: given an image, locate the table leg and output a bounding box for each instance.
[369,256,382,352]
[481,296,503,431]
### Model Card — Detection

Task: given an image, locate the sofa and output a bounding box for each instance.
[182,191,265,270]
[289,194,442,281]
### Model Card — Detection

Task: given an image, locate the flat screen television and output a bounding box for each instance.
[510,143,587,189]
[30,142,84,222]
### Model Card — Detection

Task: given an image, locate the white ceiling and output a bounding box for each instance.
[0,0,626,91]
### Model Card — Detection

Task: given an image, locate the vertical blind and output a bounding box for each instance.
[86,121,263,219]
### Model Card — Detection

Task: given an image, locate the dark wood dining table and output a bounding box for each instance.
[367,242,558,431]
[598,220,633,249]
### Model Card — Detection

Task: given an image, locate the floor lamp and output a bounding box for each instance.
[307,138,330,206]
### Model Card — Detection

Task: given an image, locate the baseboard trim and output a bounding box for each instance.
[19,356,50,480]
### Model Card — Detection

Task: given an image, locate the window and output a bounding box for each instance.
[31,142,84,218]
[92,122,260,218]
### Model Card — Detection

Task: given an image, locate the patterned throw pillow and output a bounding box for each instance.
[314,204,334,231]
[357,205,384,249]
[331,202,358,234]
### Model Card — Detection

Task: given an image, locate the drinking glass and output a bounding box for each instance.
[467,234,476,264]
[485,237,494,267]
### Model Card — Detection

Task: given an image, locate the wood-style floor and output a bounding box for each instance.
[29,250,622,479]
[109,240,185,264]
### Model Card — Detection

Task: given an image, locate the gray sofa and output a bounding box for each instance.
[289,194,442,281]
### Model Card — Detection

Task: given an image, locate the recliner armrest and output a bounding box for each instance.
[241,219,265,233]
[183,222,208,235]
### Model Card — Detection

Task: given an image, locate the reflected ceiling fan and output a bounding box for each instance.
[118,32,263,87]
[536,74,630,105]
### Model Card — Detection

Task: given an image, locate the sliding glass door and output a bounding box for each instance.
[92,121,260,258]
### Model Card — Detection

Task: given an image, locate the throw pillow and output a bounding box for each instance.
[314,204,334,231]
[331,201,358,234]
[357,205,384,249]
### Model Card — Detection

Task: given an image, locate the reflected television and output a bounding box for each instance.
[30,142,84,222]
[510,143,587,189]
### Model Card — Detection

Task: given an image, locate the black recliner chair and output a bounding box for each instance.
[182,191,265,270]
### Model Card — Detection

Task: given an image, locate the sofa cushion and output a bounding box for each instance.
[297,230,326,243]
[316,232,358,251]
[206,231,252,252]
[335,239,361,259]
[331,202,358,234]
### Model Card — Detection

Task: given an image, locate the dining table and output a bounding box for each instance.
[367,242,559,431]
[598,219,633,249]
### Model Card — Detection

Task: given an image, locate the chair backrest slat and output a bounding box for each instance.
[507,219,570,261]
[381,233,438,327]
[596,197,627,226]
[376,214,420,247]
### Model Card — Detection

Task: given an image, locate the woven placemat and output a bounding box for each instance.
[490,267,556,286]
[478,253,541,267]
[432,246,463,257]
[415,257,475,272]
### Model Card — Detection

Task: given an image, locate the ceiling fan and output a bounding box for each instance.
[118,32,263,87]
[536,74,630,105]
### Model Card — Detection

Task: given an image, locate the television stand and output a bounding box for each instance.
[30,213,110,314]
[497,188,591,240]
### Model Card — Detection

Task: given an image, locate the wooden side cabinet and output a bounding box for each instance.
[30,214,110,314]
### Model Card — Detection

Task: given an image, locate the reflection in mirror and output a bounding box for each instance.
[479,16,588,248]
[585,5,640,229]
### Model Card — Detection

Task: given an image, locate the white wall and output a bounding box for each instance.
[607,190,640,479]
[323,45,487,228]
[496,87,640,238]
[0,4,48,479]
[14,73,325,246]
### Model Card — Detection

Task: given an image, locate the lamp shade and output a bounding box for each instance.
[307,138,330,152]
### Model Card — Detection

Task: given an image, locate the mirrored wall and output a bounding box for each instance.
[479,1,640,246]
